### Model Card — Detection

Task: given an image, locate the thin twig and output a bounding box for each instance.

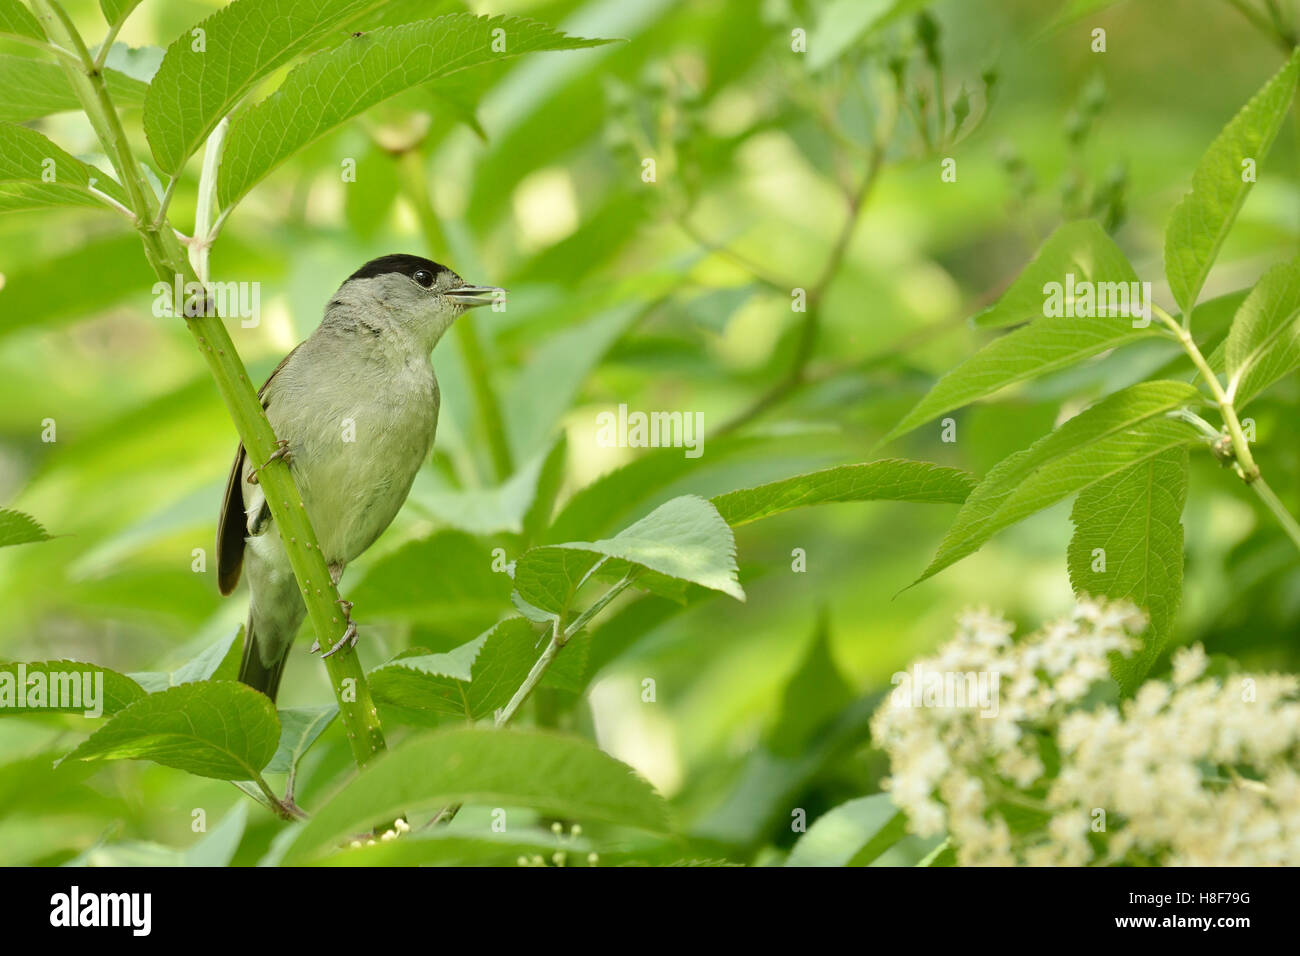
[1250,476,1300,553]
[718,142,887,436]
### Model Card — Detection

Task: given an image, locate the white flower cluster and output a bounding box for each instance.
[870,598,1300,866]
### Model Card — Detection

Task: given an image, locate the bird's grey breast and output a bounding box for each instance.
[257,331,439,565]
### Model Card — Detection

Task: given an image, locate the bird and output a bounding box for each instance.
[216,254,501,701]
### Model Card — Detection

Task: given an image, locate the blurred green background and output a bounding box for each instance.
[1,0,1298,864]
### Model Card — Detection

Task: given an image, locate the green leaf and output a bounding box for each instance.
[129,627,243,692]
[786,794,907,866]
[712,459,973,526]
[217,15,613,208]
[765,615,853,757]
[349,529,512,626]
[917,838,956,866]
[98,0,143,28]
[1042,0,1130,32]
[0,235,154,336]
[1225,256,1300,407]
[678,284,756,333]
[0,0,43,40]
[313,829,594,867]
[0,183,100,213]
[973,221,1139,329]
[100,42,164,84]
[692,693,881,847]
[545,434,788,543]
[886,310,1160,442]
[0,660,145,716]
[143,0,377,177]
[342,140,399,239]
[60,681,280,781]
[0,508,50,548]
[171,627,242,684]
[523,434,567,542]
[0,122,129,207]
[283,728,671,863]
[514,495,744,614]
[1164,49,1300,316]
[369,618,539,722]
[265,705,337,774]
[505,303,641,463]
[808,0,933,71]
[69,804,248,867]
[0,55,146,123]
[1068,447,1188,692]
[410,436,567,537]
[915,382,1203,586]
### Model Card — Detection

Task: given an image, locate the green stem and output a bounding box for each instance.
[493,571,637,727]
[1250,476,1300,552]
[397,150,514,481]
[1167,407,1222,442]
[91,18,123,71]
[256,774,306,820]
[495,611,569,728]
[33,0,387,769]
[718,140,887,436]
[1155,304,1300,554]
[1153,305,1259,482]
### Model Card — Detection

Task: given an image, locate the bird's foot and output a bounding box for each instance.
[311,600,359,658]
[247,439,291,485]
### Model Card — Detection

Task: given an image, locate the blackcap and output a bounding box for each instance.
[216,254,500,700]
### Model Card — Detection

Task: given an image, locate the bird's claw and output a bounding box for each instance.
[314,621,356,658]
[247,439,291,485]
[311,603,359,658]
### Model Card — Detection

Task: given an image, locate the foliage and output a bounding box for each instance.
[1,0,1298,868]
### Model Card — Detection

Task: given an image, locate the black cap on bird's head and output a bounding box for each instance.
[348,253,449,284]
[345,253,501,307]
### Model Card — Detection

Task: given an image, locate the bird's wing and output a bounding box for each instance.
[216,344,301,596]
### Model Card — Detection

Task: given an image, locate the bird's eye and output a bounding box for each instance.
[413,269,434,288]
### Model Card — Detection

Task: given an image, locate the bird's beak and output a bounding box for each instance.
[446,285,505,309]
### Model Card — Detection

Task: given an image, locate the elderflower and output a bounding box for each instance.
[870,597,1300,866]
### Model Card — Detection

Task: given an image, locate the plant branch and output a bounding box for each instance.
[33,0,387,770]
[1153,304,1259,482]
[1167,407,1223,442]
[1155,303,1300,554]
[672,215,793,292]
[1251,476,1300,552]
[495,571,637,727]
[91,20,123,72]
[718,141,887,436]
[85,183,136,221]
[495,611,569,728]
[5,31,81,67]
[431,574,637,829]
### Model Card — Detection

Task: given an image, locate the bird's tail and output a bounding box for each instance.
[238,616,290,702]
